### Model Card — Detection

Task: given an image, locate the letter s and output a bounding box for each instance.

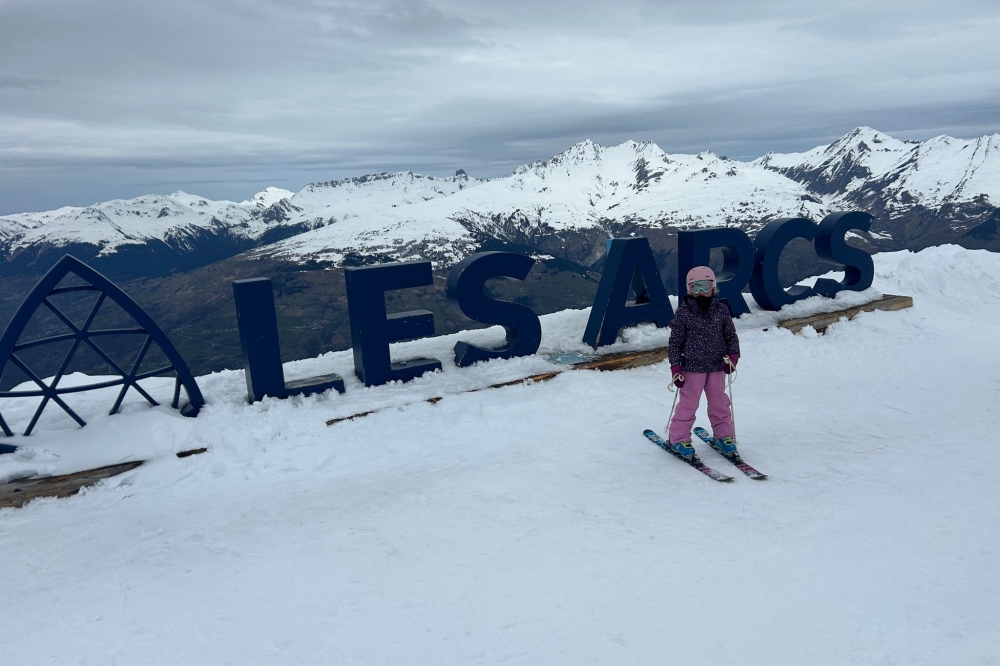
[446,252,542,367]
[813,211,875,298]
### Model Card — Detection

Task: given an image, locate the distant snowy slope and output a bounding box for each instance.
[755,127,916,194]
[288,171,478,218]
[258,171,484,266]
[0,192,256,254]
[878,133,1000,207]
[463,140,825,230]
[0,173,477,259]
[757,126,1000,215]
[0,173,482,276]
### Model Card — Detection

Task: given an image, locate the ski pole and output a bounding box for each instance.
[667,380,680,428]
[726,367,737,437]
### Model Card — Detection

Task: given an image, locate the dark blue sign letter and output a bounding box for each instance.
[748,217,819,311]
[446,252,542,367]
[677,228,754,316]
[583,237,674,348]
[813,211,875,298]
[344,261,442,387]
[232,278,345,403]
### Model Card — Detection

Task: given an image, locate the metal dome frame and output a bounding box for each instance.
[0,255,204,436]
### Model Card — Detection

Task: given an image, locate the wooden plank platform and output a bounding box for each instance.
[0,461,143,509]
[776,294,914,334]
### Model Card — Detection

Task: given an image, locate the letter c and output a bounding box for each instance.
[748,217,819,311]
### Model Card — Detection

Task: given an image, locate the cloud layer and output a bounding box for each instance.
[2,0,999,213]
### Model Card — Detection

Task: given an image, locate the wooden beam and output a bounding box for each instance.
[486,371,561,389]
[326,409,378,426]
[324,371,561,426]
[776,294,914,334]
[0,461,143,509]
[575,347,670,372]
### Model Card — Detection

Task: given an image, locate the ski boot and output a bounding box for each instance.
[714,436,738,455]
[669,440,696,460]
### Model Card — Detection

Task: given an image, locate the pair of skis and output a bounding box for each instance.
[642,426,767,482]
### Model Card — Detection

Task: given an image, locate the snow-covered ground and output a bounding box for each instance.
[1,245,999,665]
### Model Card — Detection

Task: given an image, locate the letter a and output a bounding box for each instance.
[582,237,674,348]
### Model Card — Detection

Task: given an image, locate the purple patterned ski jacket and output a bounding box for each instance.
[667,296,741,373]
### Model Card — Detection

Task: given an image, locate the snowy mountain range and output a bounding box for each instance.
[2,127,999,279]
[0,172,477,276]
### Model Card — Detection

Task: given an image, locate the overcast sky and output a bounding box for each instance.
[1,0,999,214]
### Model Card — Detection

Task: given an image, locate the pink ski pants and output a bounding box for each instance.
[668,371,734,444]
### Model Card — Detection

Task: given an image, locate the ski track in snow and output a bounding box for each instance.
[0,245,998,665]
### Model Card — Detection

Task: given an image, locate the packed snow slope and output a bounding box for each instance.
[1,245,999,665]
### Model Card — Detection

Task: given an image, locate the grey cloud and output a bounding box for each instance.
[0,74,51,90]
[1,0,999,213]
[638,0,999,28]
[308,0,486,44]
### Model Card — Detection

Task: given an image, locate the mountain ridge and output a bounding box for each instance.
[3,127,999,281]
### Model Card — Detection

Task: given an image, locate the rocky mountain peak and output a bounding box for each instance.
[243,187,294,208]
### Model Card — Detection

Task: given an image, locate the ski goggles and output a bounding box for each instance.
[688,279,714,294]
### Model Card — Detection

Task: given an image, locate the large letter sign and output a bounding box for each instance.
[1,210,883,441]
[748,217,820,310]
[583,237,674,348]
[446,252,542,367]
[813,211,875,298]
[232,278,345,403]
[677,228,755,316]
[344,261,442,387]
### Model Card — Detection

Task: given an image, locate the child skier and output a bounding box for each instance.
[666,266,741,459]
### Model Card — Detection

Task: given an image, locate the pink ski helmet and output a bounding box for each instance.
[685,266,716,296]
